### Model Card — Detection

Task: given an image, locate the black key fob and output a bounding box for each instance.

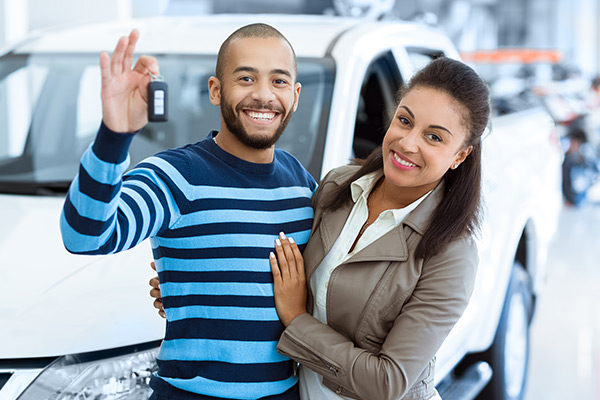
[148,75,168,122]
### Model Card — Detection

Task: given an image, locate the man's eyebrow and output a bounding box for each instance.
[232,66,292,79]
[232,66,259,74]
[400,106,453,136]
[271,68,292,79]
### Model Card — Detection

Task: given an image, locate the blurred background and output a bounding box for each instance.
[1,0,599,399]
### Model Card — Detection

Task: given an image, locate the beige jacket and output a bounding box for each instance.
[277,165,478,400]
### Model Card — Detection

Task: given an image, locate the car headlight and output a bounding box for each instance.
[17,343,159,400]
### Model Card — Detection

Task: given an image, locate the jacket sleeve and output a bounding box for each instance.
[60,122,181,255]
[277,236,478,400]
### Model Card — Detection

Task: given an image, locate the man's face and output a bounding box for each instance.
[211,37,301,150]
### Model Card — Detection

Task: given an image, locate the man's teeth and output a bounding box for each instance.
[248,111,276,121]
[393,152,417,167]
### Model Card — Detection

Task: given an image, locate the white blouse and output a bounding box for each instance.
[300,172,430,400]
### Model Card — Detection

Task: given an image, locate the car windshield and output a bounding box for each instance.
[0,53,334,195]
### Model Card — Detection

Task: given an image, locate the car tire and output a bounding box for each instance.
[477,261,533,400]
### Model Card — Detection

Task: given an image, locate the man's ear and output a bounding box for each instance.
[208,76,221,106]
[292,82,302,112]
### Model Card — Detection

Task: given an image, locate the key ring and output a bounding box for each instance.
[149,72,164,82]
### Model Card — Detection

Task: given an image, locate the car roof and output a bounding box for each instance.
[11,14,436,58]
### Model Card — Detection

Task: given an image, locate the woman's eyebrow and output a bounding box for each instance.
[400,105,453,136]
[399,105,414,119]
[429,125,453,136]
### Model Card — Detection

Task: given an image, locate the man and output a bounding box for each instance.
[60,24,316,400]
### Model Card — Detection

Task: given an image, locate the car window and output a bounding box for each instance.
[352,51,402,159]
[0,53,334,193]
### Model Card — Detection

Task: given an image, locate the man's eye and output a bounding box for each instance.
[274,79,287,85]
[240,76,253,82]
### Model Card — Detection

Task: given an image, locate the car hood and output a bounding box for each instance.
[0,194,165,358]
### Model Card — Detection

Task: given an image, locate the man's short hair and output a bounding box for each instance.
[215,23,297,82]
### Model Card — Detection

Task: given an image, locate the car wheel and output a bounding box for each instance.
[477,261,533,400]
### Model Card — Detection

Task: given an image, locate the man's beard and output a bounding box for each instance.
[220,96,293,150]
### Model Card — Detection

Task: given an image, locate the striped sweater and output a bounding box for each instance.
[60,123,317,399]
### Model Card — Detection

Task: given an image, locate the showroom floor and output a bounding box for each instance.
[524,201,600,400]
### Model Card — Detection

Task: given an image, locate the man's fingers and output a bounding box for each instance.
[132,55,159,76]
[100,51,111,82]
[110,35,128,76]
[150,261,156,271]
[122,29,139,73]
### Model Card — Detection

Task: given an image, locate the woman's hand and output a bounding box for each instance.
[269,232,308,327]
[149,261,165,318]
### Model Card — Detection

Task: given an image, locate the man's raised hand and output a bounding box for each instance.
[100,29,159,133]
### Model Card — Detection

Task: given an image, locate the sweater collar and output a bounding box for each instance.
[205,131,276,175]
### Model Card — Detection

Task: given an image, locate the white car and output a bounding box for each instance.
[0,14,562,400]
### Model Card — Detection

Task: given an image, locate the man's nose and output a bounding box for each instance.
[251,80,276,103]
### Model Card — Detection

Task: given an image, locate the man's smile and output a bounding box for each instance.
[243,110,280,125]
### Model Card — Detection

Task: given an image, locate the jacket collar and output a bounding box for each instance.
[317,174,445,265]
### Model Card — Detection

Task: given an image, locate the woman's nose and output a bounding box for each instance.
[398,129,419,152]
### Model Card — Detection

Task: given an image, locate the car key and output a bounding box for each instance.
[148,73,168,122]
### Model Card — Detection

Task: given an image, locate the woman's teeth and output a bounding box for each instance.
[394,152,417,167]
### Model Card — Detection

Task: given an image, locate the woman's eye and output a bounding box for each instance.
[398,116,410,125]
[427,133,443,142]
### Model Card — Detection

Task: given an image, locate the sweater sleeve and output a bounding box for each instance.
[60,122,177,255]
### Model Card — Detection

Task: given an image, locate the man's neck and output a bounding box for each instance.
[213,130,275,164]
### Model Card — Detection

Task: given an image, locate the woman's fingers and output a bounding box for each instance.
[278,233,297,270]
[269,251,281,281]
[150,288,162,302]
[153,299,166,318]
[274,236,291,279]
[273,232,304,282]
[149,276,160,290]
[288,237,305,278]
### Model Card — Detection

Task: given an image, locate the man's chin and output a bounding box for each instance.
[235,131,282,150]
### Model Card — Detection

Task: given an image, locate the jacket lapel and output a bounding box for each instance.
[306,167,444,272]
[343,182,445,264]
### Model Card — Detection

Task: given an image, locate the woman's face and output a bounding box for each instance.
[382,86,472,197]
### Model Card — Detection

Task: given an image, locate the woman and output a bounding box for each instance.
[151,57,490,399]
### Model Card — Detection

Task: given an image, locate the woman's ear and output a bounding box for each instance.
[208,76,221,106]
[451,145,473,169]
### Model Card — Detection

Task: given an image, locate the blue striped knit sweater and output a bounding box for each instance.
[60,123,317,399]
